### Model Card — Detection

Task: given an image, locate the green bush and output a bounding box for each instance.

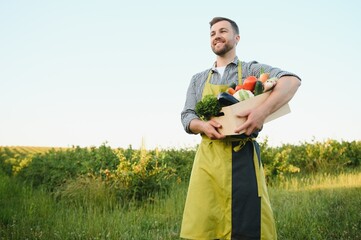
[259,139,361,179]
[1,139,360,202]
[13,145,177,203]
[160,147,196,183]
[107,147,177,202]
[16,149,82,191]
[259,139,300,180]
[343,140,361,166]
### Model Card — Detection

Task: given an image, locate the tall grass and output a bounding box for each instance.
[0,170,186,239]
[270,173,361,239]
[1,170,360,239]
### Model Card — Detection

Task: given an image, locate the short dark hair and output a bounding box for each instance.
[209,17,239,35]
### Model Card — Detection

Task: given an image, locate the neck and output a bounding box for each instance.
[215,51,236,67]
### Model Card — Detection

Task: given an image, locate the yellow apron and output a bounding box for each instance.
[180,62,277,240]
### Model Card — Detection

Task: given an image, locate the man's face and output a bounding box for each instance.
[210,21,239,56]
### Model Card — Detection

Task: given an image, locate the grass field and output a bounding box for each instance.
[1,171,360,240]
[270,173,361,239]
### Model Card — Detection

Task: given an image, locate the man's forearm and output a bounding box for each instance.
[258,76,301,117]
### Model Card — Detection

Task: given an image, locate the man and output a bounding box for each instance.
[180,17,301,240]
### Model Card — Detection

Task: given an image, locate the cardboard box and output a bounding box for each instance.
[212,91,291,135]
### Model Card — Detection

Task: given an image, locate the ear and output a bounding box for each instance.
[236,35,240,43]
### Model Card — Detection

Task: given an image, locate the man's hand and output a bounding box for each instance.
[234,75,301,136]
[189,118,226,140]
[202,119,226,139]
[234,107,265,136]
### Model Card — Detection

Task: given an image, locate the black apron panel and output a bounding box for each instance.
[231,141,261,239]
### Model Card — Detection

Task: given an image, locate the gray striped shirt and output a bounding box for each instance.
[181,56,301,134]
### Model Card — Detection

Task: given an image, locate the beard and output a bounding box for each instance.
[211,40,234,56]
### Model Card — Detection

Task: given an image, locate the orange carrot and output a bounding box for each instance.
[259,73,270,83]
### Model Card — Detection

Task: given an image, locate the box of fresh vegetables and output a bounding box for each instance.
[195,73,291,135]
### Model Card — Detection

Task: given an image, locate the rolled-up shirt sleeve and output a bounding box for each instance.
[244,61,301,81]
[181,75,201,134]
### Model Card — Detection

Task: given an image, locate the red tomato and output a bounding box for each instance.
[242,76,257,91]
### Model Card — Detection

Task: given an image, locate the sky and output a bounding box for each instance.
[1,0,360,149]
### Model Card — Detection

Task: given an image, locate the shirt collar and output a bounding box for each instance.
[211,56,239,71]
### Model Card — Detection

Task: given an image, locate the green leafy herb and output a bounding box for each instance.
[195,94,222,121]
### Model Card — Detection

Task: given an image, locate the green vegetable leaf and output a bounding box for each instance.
[195,94,222,121]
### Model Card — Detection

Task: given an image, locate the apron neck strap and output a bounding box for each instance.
[237,60,242,85]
